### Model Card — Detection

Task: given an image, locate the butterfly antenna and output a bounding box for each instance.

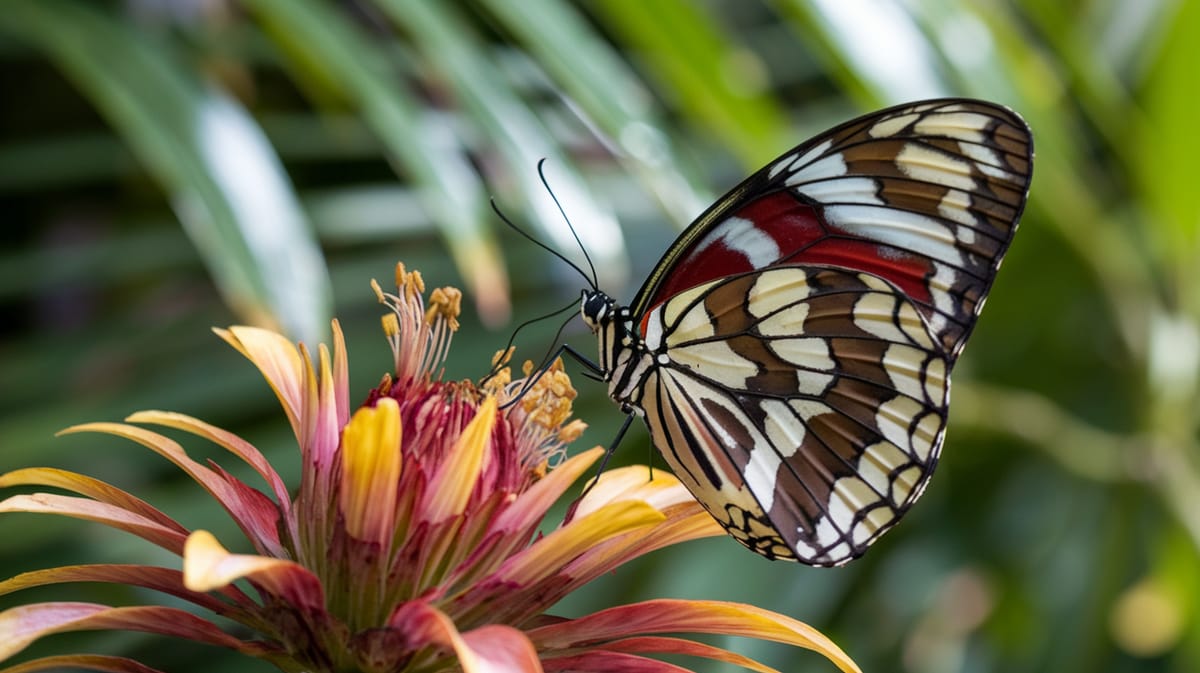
[490,198,594,289]
[480,296,578,386]
[499,308,581,411]
[537,159,599,291]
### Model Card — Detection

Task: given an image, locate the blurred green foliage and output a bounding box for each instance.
[1,1,1197,671]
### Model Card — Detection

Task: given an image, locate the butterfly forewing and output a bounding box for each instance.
[632,99,1032,357]
[633,267,949,565]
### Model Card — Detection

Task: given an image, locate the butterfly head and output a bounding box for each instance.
[580,289,617,333]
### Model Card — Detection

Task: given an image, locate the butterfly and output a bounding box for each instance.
[577,99,1033,566]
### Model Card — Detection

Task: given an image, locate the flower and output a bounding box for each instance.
[0,262,862,673]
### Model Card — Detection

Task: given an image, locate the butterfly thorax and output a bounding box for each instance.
[580,289,654,412]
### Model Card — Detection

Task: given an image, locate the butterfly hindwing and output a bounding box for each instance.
[632,266,949,565]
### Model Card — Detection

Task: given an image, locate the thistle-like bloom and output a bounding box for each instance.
[0,263,861,673]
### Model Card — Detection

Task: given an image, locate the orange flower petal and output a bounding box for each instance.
[561,507,724,591]
[540,650,689,672]
[183,531,324,614]
[527,599,861,673]
[587,635,780,673]
[495,501,665,586]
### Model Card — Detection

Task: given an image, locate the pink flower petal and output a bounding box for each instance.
[541,651,691,673]
[475,448,603,567]
[0,565,252,619]
[124,410,292,510]
[0,653,167,673]
[207,464,287,557]
[0,494,187,555]
[0,603,261,661]
[388,600,541,673]
[183,531,325,615]
[312,322,348,469]
[527,599,861,673]
[492,448,602,535]
[56,423,279,553]
[461,625,545,673]
[0,468,186,534]
[592,636,779,673]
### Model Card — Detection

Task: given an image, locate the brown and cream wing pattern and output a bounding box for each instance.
[634,265,950,566]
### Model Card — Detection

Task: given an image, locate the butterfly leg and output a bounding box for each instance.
[565,413,637,521]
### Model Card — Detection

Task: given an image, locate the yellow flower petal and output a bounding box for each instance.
[339,398,403,543]
[424,396,497,521]
[572,465,697,519]
[528,599,862,673]
[496,501,665,586]
[214,326,308,441]
[183,530,287,592]
[183,532,326,613]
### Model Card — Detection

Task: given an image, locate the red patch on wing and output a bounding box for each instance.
[638,192,936,337]
[643,193,824,313]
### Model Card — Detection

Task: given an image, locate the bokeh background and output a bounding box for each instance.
[1,1,1197,671]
